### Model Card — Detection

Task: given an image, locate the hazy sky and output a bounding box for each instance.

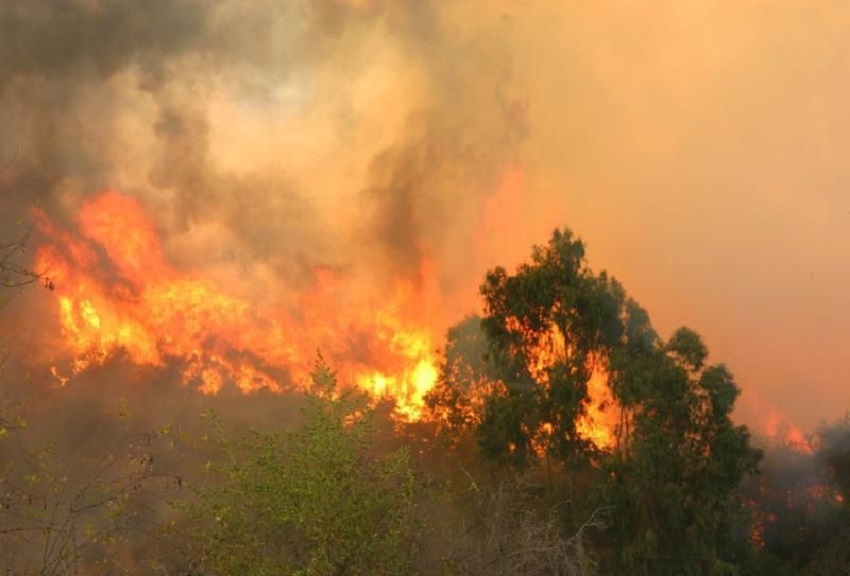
[1,1,849,431]
[509,2,850,430]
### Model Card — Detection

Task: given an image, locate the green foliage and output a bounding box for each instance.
[666,327,708,371]
[429,228,641,470]
[425,315,496,433]
[599,336,761,575]
[186,357,419,576]
[427,227,762,575]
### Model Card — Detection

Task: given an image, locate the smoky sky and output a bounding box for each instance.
[1,1,849,431]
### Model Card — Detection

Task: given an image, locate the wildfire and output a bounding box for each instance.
[521,320,619,451]
[763,411,814,454]
[742,390,815,454]
[33,190,438,417]
[579,367,618,451]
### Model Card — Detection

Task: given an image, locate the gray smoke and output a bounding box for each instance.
[0,0,525,300]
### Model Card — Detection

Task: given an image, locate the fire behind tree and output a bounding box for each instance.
[28,189,622,450]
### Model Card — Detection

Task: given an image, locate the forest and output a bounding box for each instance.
[1,227,848,576]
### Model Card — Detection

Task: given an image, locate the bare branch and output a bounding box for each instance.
[0,221,49,291]
[437,472,606,576]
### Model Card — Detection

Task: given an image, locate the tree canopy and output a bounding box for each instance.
[426,228,763,574]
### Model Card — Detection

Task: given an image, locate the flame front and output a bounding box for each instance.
[34,191,438,417]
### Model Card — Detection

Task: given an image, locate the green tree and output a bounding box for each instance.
[186,357,419,575]
[425,315,497,434]
[600,328,761,575]
[427,228,762,575]
[428,229,638,471]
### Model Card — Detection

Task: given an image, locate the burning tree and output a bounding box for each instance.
[426,228,763,575]
[428,229,631,469]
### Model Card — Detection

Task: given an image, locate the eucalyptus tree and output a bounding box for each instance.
[427,228,762,575]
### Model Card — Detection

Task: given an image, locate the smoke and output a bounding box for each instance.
[0,0,525,315]
[1,1,849,429]
[746,420,850,558]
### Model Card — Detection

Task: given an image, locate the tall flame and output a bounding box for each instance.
[522,320,619,451]
[579,367,618,451]
[33,191,438,417]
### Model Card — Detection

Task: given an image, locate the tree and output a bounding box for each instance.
[426,228,762,575]
[817,414,850,502]
[599,328,762,575]
[426,227,655,539]
[428,229,638,471]
[184,357,420,575]
[425,314,498,435]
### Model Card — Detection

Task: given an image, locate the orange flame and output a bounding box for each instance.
[33,191,438,417]
[742,389,814,453]
[579,367,618,451]
[519,319,618,451]
[763,411,813,454]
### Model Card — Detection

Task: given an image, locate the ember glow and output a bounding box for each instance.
[34,190,438,417]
